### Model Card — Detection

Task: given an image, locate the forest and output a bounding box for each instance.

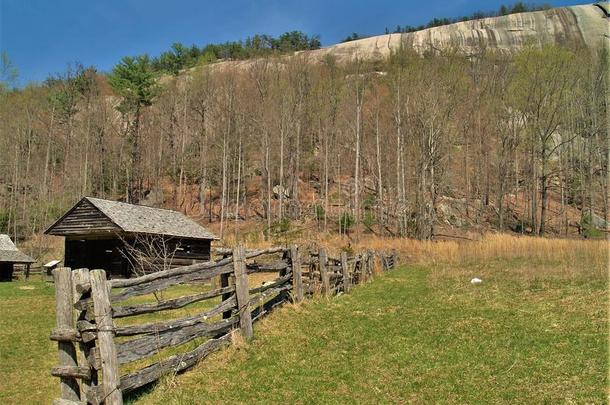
[149,31,321,74]
[0,42,607,242]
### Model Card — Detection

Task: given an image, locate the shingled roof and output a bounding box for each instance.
[0,234,35,263]
[46,197,219,240]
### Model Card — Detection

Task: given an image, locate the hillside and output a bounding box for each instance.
[0,3,608,255]
[311,3,608,59]
[207,3,609,70]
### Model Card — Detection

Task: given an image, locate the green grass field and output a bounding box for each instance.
[136,258,607,404]
[0,255,607,404]
[0,280,56,404]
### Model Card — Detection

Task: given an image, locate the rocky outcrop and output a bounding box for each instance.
[196,4,607,76]
[302,3,608,63]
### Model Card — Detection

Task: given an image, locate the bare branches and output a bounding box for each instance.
[2,44,607,242]
[117,234,180,277]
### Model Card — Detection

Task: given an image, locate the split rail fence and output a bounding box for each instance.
[49,246,397,405]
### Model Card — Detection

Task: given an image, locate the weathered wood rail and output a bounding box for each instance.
[49,246,397,404]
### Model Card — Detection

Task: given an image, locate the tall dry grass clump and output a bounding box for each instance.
[350,234,608,270]
[216,223,608,274]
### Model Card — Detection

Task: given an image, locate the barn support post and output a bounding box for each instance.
[233,246,253,339]
[290,245,303,302]
[90,269,123,405]
[51,267,81,402]
[318,247,330,296]
[340,252,351,293]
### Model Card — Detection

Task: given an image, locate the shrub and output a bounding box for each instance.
[313,204,325,222]
[339,212,355,234]
[362,212,376,231]
[581,213,603,238]
[269,217,291,235]
[362,194,376,210]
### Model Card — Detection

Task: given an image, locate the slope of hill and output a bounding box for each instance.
[205,3,608,72]
[305,3,608,62]
[1,2,608,248]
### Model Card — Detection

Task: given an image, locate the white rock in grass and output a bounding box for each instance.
[470,277,482,285]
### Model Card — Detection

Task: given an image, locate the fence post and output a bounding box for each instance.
[360,252,368,283]
[52,267,81,402]
[340,252,351,293]
[71,268,94,398]
[220,271,234,319]
[371,252,377,276]
[319,247,329,296]
[233,246,253,339]
[290,245,303,302]
[90,269,123,405]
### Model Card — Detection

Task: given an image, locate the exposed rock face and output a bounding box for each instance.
[302,4,608,62]
[198,4,607,75]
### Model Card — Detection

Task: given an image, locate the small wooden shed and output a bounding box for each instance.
[0,234,35,281]
[45,197,219,278]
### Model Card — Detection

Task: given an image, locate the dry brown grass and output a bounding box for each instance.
[215,220,608,272]
[321,233,609,271]
[17,234,64,265]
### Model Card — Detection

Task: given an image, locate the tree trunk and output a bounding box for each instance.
[235,135,242,225]
[354,94,361,230]
[375,109,383,233]
[220,132,227,239]
[265,131,271,240]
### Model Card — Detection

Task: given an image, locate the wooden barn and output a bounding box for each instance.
[45,197,219,278]
[0,234,35,281]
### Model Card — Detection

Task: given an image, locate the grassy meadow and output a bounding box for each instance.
[0,280,57,404]
[0,235,607,403]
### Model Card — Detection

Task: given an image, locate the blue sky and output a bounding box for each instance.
[1,0,590,86]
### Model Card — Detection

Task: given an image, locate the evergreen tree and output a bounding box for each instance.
[108,55,159,202]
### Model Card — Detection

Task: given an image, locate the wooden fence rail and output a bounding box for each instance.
[50,246,397,404]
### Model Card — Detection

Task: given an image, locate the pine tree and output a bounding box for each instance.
[108,55,159,202]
